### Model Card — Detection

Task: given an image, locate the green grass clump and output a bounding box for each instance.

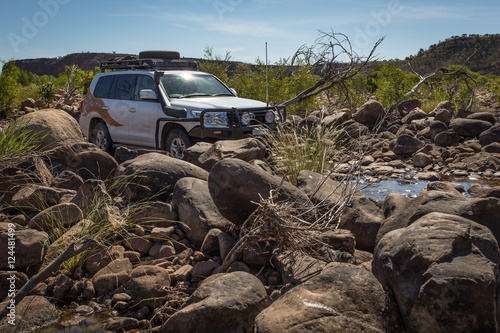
[263,120,349,185]
[0,117,47,170]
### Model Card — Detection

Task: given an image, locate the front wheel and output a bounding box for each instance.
[92,121,113,153]
[166,128,191,159]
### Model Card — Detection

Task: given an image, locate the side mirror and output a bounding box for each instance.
[230,88,237,96]
[140,89,158,100]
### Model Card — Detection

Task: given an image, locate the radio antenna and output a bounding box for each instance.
[265,42,269,107]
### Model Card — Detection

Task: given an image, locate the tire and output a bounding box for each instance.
[92,122,113,154]
[165,128,191,159]
[139,50,180,60]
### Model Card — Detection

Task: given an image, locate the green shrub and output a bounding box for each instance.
[368,62,418,107]
[39,82,57,105]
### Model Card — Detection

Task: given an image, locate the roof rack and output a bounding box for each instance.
[100,57,199,72]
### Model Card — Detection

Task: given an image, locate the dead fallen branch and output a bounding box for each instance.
[0,236,95,321]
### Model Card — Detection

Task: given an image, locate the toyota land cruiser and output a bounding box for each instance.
[79,51,286,159]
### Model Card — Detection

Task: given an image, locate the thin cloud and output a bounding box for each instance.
[397,5,468,21]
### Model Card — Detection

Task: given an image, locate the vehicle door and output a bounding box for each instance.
[125,75,162,147]
[104,74,136,143]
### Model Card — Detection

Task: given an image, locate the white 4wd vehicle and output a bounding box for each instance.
[79,51,286,158]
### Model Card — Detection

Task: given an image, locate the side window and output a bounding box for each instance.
[134,75,158,101]
[111,75,135,100]
[93,75,114,98]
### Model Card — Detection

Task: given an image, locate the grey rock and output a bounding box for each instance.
[162,271,268,333]
[255,262,387,333]
[208,158,314,225]
[173,177,234,247]
[0,296,60,333]
[114,152,208,201]
[354,100,386,128]
[125,265,171,300]
[0,225,48,269]
[449,118,492,137]
[373,212,500,333]
[198,138,266,171]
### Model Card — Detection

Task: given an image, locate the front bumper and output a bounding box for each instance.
[190,105,286,140]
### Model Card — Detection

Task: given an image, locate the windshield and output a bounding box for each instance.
[160,72,233,99]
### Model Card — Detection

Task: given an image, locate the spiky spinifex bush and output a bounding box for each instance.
[263,120,351,185]
[0,117,48,169]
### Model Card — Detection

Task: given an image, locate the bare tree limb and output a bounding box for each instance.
[405,48,477,98]
[283,30,384,107]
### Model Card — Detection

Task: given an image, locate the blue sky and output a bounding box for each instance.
[0,0,499,69]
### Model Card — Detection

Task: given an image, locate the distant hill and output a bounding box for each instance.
[13,34,500,77]
[394,34,500,76]
[14,52,134,76]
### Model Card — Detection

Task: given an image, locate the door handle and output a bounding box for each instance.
[129,108,136,113]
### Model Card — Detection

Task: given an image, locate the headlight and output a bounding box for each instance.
[265,110,276,123]
[241,112,255,126]
[203,112,228,127]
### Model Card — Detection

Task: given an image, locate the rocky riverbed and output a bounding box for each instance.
[0,99,499,332]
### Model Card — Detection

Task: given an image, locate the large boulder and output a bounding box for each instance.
[21,109,84,149]
[449,118,492,138]
[0,296,60,332]
[376,190,500,245]
[397,99,421,117]
[296,169,382,251]
[0,156,53,200]
[127,201,179,227]
[183,142,213,166]
[161,271,268,333]
[479,123,500,146]
[339,194,384,251]
[8,184,75,211]
[381,192,409,218]
[391,134,424,155]
[467,112,496,124]
[66,149,118,180]
[91,258,133,294]
[460,152,500,172]
[0,224,49,269]
[172,177,234,247]
[434,109,453,125]
[373,212,500,332]
[125,265,171,300]
[114,153,208,201]
[296,170,353,206]
[198,138,266,171]
[28,202,83,230]
[401,107,427,124]
[272,251,327,285]
[434,129,460,147]
[208,158,313,225]
[255,262,387,333]
[429,120,448,141]
[433,100,456,113]
[321,110,351,128]
[354,100,385,128]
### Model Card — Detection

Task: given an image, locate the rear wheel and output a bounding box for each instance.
[92,122,113,153]
[166,128,191,159]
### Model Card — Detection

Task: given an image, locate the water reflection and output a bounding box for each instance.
[357,176,486,201]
